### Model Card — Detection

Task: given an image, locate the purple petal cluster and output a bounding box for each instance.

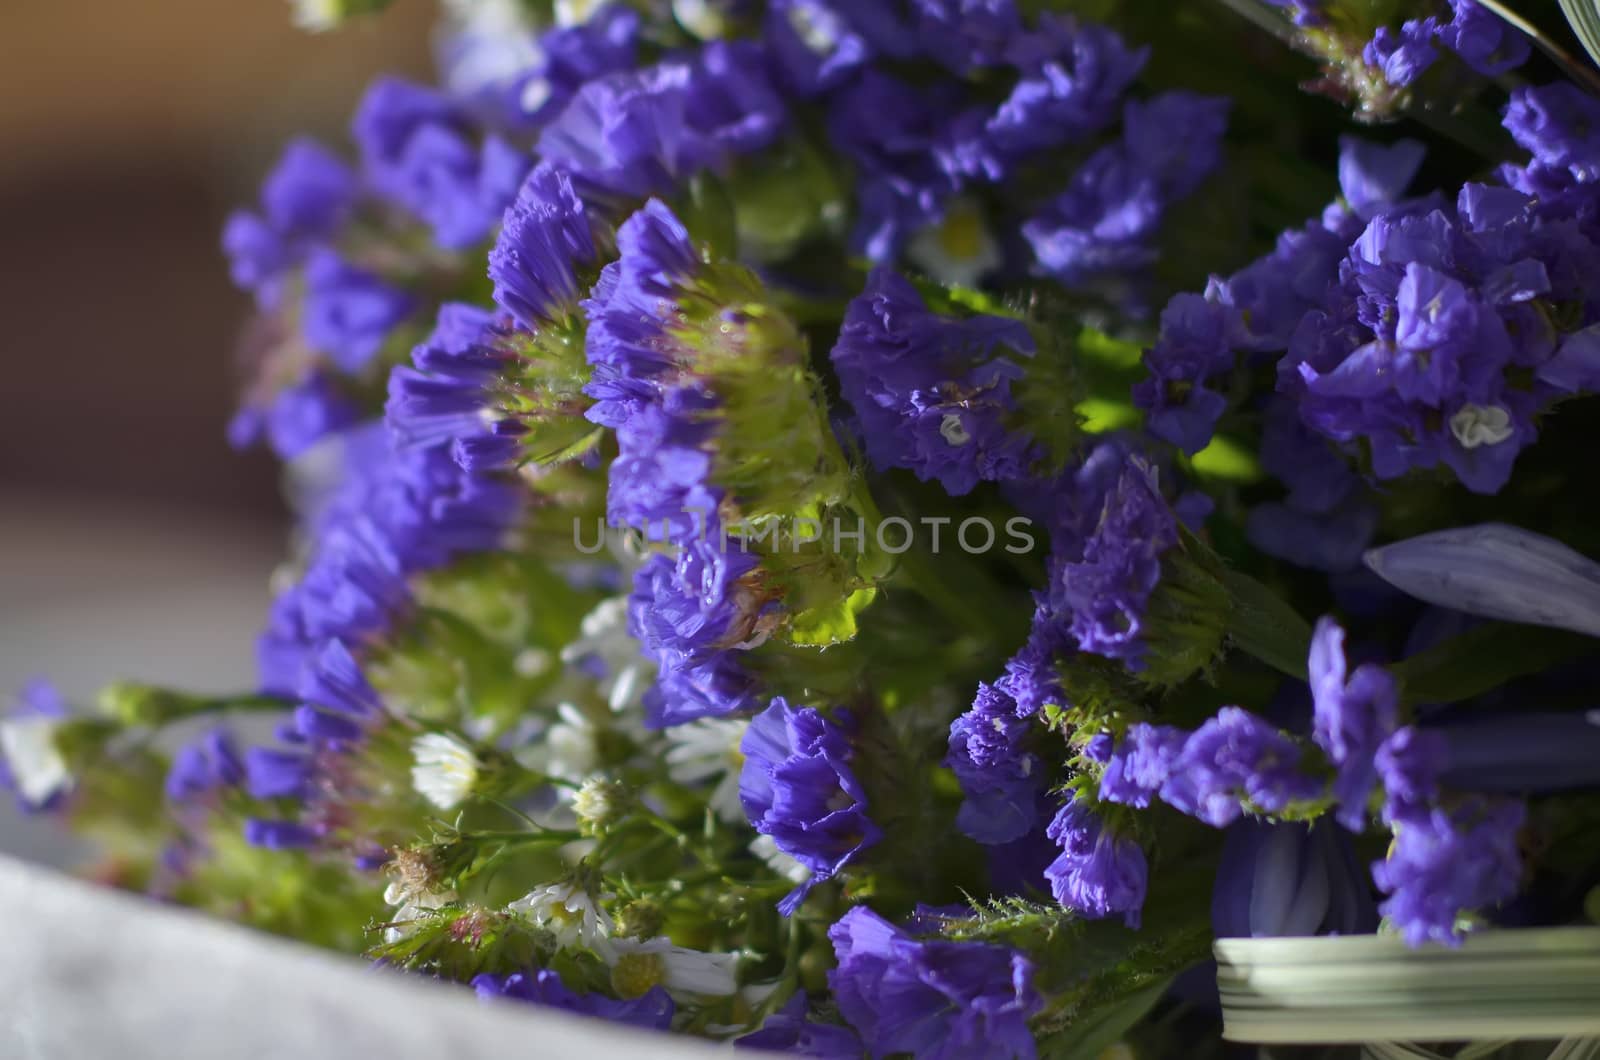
[1099,708,1323,828]
[740,700,881,915]
[166,728,245,803]
[1308,617,1398,829]
[352,77,526,250]
[301,249,418,374]
[1044,799,1148,927]
[736,992,863,1057]
[473,968,675,1030]
[946,682,1043,844]
[830,268,1039,495]
[1371,796,1526,946]
[222,138,360,306]
[828,905,1042,1060]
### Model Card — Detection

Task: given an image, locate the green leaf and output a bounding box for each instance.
[1076,397,1142,434]
[1191,434,1265,483]
[1390,622,1597,706]
[1221,567,1313,679]
[1038,976,1173,1060]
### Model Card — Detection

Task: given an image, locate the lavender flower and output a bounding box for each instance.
[830,268,1038,495]
[828,905,1042,1060]
[1043,798,1148,927]
[1308,617,1398,829]
[739,700,880,915]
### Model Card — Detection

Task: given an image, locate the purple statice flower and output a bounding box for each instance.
[1246,399,1378,572]
[1044,457,1177,669]
[1363,18,1440,87]
[912,0,1020,73]
[1375,725,1448,813]
[488,163,597,330]
[301,250,417,374]
[1503,82,1600,179]
[736,992,863,1057]
[1132,294,1234,453]
[1044,798,1148,927]
[352,78,523,250]
[228,371,361,460]
[1308,617,1398,829]
[1171,707,1325,826]
[829,268,1038,495]
[1213,820,1378,938]
[983,16,1146,159]
[538,48,784,201]
[222,137,361,306]
[827,71,965,260]
[260,138,360,239]
[243,747,313,801]
[516,5,642,125]
[629,539,766,726]
[1371,796,1525,946]
[385,304,502,451]
[243,819,318,849]
[947,682,1043,844]
[828,905,1042,1060]
[1437,0,1530,77]
[740,700,881,915]
[1098,722,1188,809]
[764,0,881,97]
[472,968,674,1030]
[1025,91,1227,299]
[165,728,245,803]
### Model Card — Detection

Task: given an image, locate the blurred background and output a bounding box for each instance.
[0,0,438,860]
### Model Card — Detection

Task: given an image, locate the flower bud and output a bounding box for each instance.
[613,899,665,941]
[572,778,632,835]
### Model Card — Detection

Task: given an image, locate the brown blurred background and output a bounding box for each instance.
[0,0,438,858]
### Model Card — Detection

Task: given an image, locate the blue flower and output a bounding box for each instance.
[1437,0,1530,77]
[488,163,598,331]
[516,5,641,124]
[301,250,417,373]
[1371,796,1525,946]
[260,137,360,240]
[736,992,863,1057]
[228,371,361,460]
[828,905,1042,1060]
[947,682,1043,844]
[1171,708,1324,827]
[243,818,318,849]
[1505,82,1600,176]
[740,700,881,915]
[764,0,879,97]
[1132,294,1234,454]
[244,747,313,801]
[1308,617,1398,829]
[472,968,674,1030]
[1363,18,1440,87]
[982,16,1146,158]
[166,728,245,803]
[1098,722,1187,808]
[1044,798,1148,927]
[830,268,1038,495]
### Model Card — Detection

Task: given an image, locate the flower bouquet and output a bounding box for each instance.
[7,0,1600,1055]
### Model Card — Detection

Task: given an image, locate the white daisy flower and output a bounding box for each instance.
[511,882,612,951]
[750,834,810,884]
[0,716,71,809]
[410,732,480,810]
[561,597,657,712]
[907,199,1002,288]
[664,717,749,823]
[606,937,740,999]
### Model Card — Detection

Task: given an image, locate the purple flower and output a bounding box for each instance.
[984,18,1146,158]
[472,968,674,1030]
[244,747,313,801]
[221,212,290,303]
[518,6,641,124]
[243,818,318,849]
[1308,617,1398,829]
[301,250,416,373]
[1363,523,1600,638]
[229,372,361,460]
[1133,294,1234,453]
[828,905,1042,1060]
[260,138,359,239]
[740,700,881,915]
[1172,708,1324,826]
[1098,723,1187,808]
[1437,0,1530,77]
[830,268,1038,495]
[166,728,245,803]
[947,682,1043,844]
[764,0,878,97]
[1504,82,1600,176]
[1363,19,1440,87]
[488,163,597,330]
[1213,820,1377,938]
[736,992,863,1057]
[1043,799,1148,927]
[1375,725,1448,813]
[385,305,503,451]
[0,679,71,813]
[1371,796,1525,946]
